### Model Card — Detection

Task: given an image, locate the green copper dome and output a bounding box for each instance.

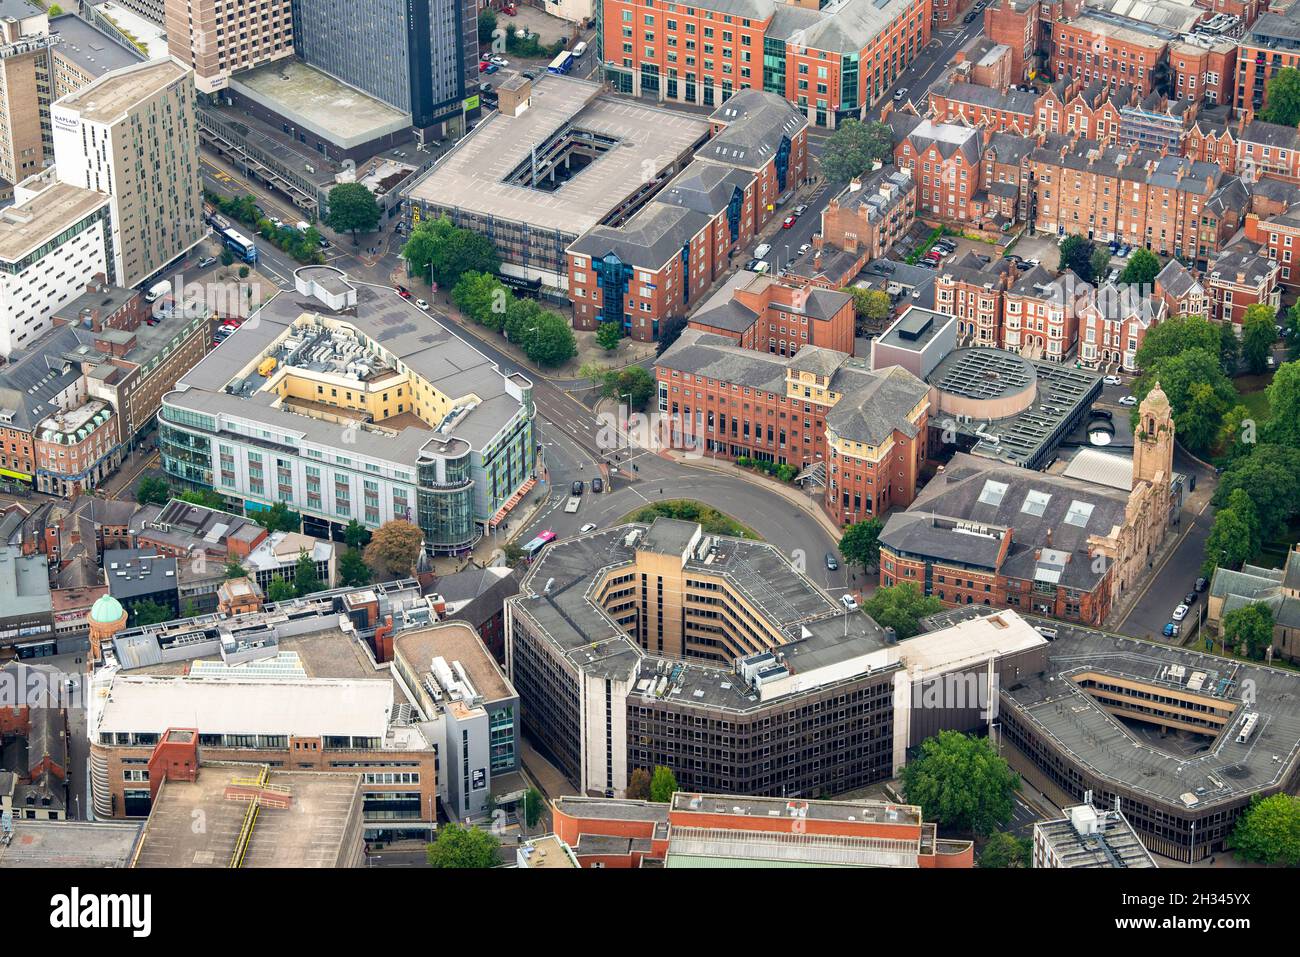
[89,593,125,624]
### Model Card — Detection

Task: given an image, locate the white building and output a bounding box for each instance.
[0,175,110,356]
[1032,800,1157,868]
[51,57,204,290]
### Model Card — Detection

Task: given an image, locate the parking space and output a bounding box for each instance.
[1006,233,1061,271]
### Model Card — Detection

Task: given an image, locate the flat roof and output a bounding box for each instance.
[405,75,709,236]
[49,13,144,78]
[0,546,52,618]
[1035,807,1157,868]
[56,57,187,125]
[898,611,1046,675]
[393,622,515,703]
[132,766,363,868]
[672,792,922,827]
[0,182,108,264]
[230,58,411,150]
[0,820,142,868]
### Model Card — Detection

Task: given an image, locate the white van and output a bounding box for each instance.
[754,242,772,259]
[572,40,588,56]
[144,280,171,303]
[751,260,771,274]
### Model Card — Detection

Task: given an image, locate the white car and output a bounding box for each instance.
[415,298,430,311]
[798,243,811,256]
[840,594,859,611]
[490,55,509,67]
[1171,603,1189,622]
[1118,395,1137,406]
[893,87,908,101]
[269,217,283,228]
[580,523,597,533]
[1103,374,1122,386]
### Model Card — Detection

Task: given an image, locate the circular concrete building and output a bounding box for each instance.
[87,593,127,663]
[930,348,1038,421]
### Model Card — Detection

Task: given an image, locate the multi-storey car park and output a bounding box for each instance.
[158,266,536,552]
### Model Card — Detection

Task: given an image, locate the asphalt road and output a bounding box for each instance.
[866,19,987,123]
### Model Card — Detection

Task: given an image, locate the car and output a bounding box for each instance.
[963,10,978,22]
[1185,591,1198,605]
[485,63,499,74]
[318,238,332,250]
[269,217,283,228]
[1163,622,1179,637]
[840,594,859,611]
[1034,625,1058,639]
[396,285,411,298]
[572,40,588,57]
[825,552,839,571]
[798,243,811,256]
[580,523,598,533]
[522,70,538,80]
[745,258,762,271]
[591,477,603,493]
[1091,408,1113,421]
[1014,259,1034,270]
[750,260,771,274]
[1118,395,1137,406]
[782,215,796,229]
[1195,576,1208,592]
[146,318,159,326]
[793,204,808,217]
[490,55,509,67]
[479,60,490,72]
[754,243,772,259]
[1103,374,1122,386]
[197,256,216,268]
[480,82,493,94]
[571,480,584,495]
[916,259,938,269]
[415,298,429,310]
[1171,604,1189,622]
[893,87,908,101]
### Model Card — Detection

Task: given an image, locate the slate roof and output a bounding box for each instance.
[930,78,1038,115]
[1155,259,1201,299]
[700,89,808,172]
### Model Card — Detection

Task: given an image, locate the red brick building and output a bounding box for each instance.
[1204,244,1282,326]
[894,118,985,225]
[689,271,857,356]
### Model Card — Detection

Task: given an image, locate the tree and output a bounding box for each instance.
[293,549,323,597]
[258,500,301,533]
[338,547,371,588]
[1117,247,1160,286]
[979,832,1032,869]
[1089,246,1113,285]
[426,824,499,868]
[516,309,577,367]
[649,765,678,803]
[819,120,894,182]
[902,731,1020,837]
[1203,498,1260,578]
[363,520,424,579]
[843,286,892,335]
[224,558,247,580]
[1264,361,1300,448]
[656,315,689,357]
[1213,444,1300,533]
[324,183,380,244]
[862,582,942,640]
[1228,793,1300,866]
[1222,602,1275,660]
[477,8,497,44]
[502,542,526,567]
[1261,67,1300,128]
[1059,235,1098,283]
[48,3,64,14]
[130,599,173,626]
[838,518,884,571]
[451,271,509,331]
[220,249,235,267]
[417,217,500,289]
[1132,348,1236,456]
[1241,303,1278,375]
[596,321,623,352]
[1221,317,1241,371]
[344,519,370,550]
[597,365,656,410]
[178,488,226,510]
[266,576,296,603]
[135,476,171,505]
[626,767,652,801]
[1134,315,1221,371]
[523,787,544,829]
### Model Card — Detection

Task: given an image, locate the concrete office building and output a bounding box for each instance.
[0,177,111,356]
[1032,801,1157,868]
[290,0,478,136]
[159,266,536,552]
[0,545,53,655]
[51,58,204,290]
[163,0,293,94]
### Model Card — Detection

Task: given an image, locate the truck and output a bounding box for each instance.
[144,280,171,303]
[257,356,278,377]
[564,497,581,513]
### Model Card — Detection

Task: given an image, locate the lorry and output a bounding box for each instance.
[564,496,581,513]
[144,280,171,303]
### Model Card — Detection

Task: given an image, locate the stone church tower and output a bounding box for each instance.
[1133,382,1175,493]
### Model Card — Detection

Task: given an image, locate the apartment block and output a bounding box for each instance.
[0,14,53,186]
[1204,244,1281,326]
[801,166,916,287]
[687,270,856,356]
[894,118,983,226]
[1076,281,1167,373]
[1237,4,1300,115]
[52,58,204,290]
[164,0,294,94]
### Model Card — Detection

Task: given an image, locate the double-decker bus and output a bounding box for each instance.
[520,529,557,560]
[220,227,259,264]
[546,51,575,75]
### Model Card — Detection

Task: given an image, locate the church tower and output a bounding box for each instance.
[1133,382,1174,491]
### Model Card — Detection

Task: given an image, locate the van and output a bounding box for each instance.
[144,280,171,303]
[572,40,588,56]
[1034,625,1058,639]
[751,260,771,274]
[754,243,772,259]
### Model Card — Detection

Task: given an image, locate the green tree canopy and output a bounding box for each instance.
[1132,348,1236,455]
[597,365,656,410]
[1059,235,1099,283]
[861,582,943,639]
[1117,247,1160,286]
[325,183,381,241]
[650,765,678,803]
[1212,444,1300,533]
[477,8,497,44]
[338,547,372,588]
[293,549,323,597]
[135,476,171,506]
[1134,314,1221,371]
[596,322,623,352]
[1261,67,1300,128]
[344,519,370,550]
[979,832,1032,869]
[1222,602,1275,660]
[1264,361,1300,448]
[1203,495,1261,578]
[130,599,174,626]
[901,731,1020,837]
[266,576,296,603]
[426,824,499,868]
[1241,303,1278,375]
[524,787,545,829]
[509,306,577,367]
[1229,793,1300,866]
[838,518,884,571]
[819,120,894,183]
[224,558,248,580]
[451,270,510,332]
[843,286,893,335]
[1221,316,1241,370]
[403,216,501,289]
[258,500,301,533]
[177,488,226,510]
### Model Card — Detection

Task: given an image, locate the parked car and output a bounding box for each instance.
[522,70,537,80]
[591,477,603,493]
[490,55,509,67]
[1034,625,1058,639]
[485,63,499,74]
[793,204,808,217]
[571,480,584,495]
[1195,577,1208,592]
[396,285,411,298]
[197,256,216,268]
[480,82,493,94]
[479,60,490,73]
[415,298,429,310]
[798,243,811,256]
[1163,622,1179,637]
[840,594,859,611]
[782,215,796,229]
[1185,591,1198,605]
[1171,603,1189,622]
[1103,374,1122,386]
[580,523,598,533]
[1118,395,1137,406]
[754,243,772,259]
[964,10,978,22]
[893,87,908,101]
[825,552,839,571]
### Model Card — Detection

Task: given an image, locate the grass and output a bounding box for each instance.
[618,500,759,540]
[1233,374,1272,423]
